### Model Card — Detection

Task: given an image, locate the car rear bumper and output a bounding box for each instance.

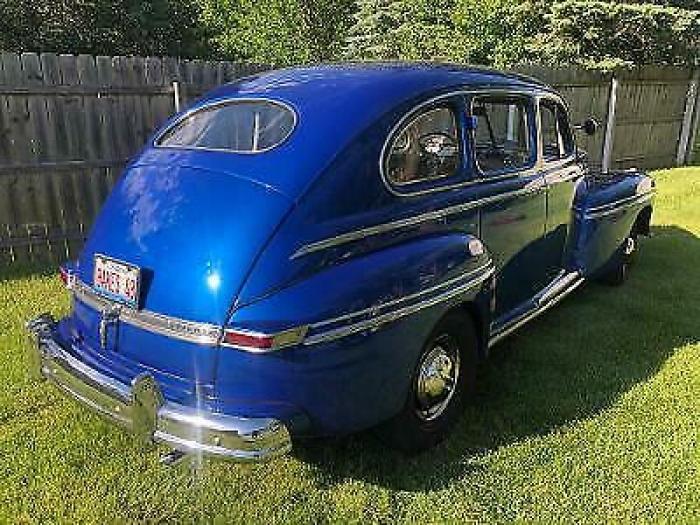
[26,314,292,462]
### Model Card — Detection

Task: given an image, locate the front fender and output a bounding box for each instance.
[571,171,654,276]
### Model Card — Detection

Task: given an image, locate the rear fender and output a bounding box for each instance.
[226,233,494,345]
[213,233,494,432]
[571,171,654,277]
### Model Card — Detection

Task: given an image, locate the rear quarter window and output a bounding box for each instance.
[156,99,296,153]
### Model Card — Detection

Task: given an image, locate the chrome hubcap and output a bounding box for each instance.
[415,335,460,421]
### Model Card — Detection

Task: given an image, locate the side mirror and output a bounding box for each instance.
[576,117,599,136]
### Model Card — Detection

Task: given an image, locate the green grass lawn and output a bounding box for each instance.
[1,168,699,523]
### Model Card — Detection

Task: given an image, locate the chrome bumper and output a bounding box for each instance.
[26,314,292,462]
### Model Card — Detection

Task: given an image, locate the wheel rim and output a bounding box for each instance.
[623,236,636,256]
[415,334,461,421]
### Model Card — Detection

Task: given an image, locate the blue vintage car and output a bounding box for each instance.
[27,63,655,462]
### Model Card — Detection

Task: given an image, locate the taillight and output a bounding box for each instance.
[222,330,275,351]
[221,326,308,353]
[58,264,75,289]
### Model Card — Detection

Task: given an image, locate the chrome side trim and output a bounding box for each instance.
[489,271,584,347]
[72,281,222,346]
[536,270,581,306]
[291,181,546,259]
[578,191,655,219]
[305,265,495,345]
[313,262,494,330]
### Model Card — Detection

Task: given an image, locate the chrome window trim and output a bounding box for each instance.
[73,280,223,346]
[470,93,537,178]
[385,106,462,187]
[537,95,575,166]
[152,97,298,155]
[304,265,495,346]
[378,87,543,197]
[290,179,545,259]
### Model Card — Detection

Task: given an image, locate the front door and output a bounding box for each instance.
[471,94,549,319]
[538,97,583,280]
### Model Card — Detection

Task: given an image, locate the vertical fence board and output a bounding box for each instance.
[0,55,697,268]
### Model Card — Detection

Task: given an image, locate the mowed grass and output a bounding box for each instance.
[1,168,699,523]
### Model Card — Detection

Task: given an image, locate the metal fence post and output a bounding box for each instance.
[601,75,618,173]
[682,70,700,165]
[676,70,700,166]
[172,81,181,113]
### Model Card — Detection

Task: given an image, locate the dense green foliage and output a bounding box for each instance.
[0,0,206,57]
[343,0,456,61]
[1,169,699,521]
[199,0,354,64]
[0,1,698,69]
[529,1,700,68]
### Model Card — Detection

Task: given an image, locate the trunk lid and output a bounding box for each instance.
[78,162,292,324]
[71,162,292,385]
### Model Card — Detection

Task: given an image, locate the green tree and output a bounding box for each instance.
[0,0,206,57]
[343,0,457,60]
[528,1,700,68]
[451,0,548,66]
[200,0,354,65]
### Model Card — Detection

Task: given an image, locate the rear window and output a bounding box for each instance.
[156,100,296,153]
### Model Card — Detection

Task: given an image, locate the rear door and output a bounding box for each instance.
[472,94,549,318]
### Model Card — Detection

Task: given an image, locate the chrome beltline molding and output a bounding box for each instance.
[304,264,495,346]
[72,280,223,346]
[291,182,546,259]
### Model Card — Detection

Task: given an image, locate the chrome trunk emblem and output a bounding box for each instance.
[99,304,122,349]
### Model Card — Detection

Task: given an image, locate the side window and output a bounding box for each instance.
[472,97,532,175]
[540,100,574,161]
[385,106,460,186]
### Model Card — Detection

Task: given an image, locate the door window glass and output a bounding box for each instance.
[385,106,460,185]
[540,100,574,161]
[472,97,532,174]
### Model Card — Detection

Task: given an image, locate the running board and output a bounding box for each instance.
[489,271,584,348]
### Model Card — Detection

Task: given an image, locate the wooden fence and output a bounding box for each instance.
[0,52,699,266]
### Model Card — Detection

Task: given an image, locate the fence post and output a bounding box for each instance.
[172,81,181,113]
[676,70,700,166]
[682,70,700,165]
[601,76,618,173]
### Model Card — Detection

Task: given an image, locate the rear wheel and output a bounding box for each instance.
[599,234,637,286]
[377,311,478,454]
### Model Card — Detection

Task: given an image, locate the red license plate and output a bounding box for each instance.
[93,255,141,308]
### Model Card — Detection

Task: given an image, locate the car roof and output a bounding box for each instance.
[174,63,555,199]
[201,62,552,109]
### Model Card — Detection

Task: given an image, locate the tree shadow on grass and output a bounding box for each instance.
[294,225,700,491]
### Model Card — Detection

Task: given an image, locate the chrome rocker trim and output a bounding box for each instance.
[26,314,292,462]
[72,280,223,346]
[488,270,584,347]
